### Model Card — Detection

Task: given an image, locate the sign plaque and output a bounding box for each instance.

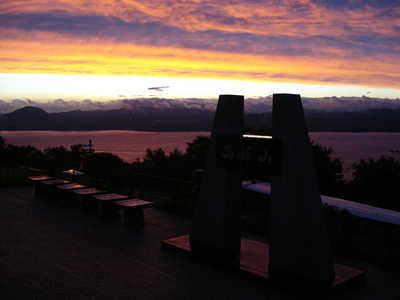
[216,134,281,174]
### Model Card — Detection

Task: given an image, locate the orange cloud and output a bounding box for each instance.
[1,0,399,90]
[1,29,398,90]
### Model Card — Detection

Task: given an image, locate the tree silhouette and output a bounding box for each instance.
[186,135,209,170]
[348,156,400,211]
[311,141,345,196]
[83,152,124,188]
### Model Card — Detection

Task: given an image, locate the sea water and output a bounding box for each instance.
[2,131,400,178]
[0,130,210,163]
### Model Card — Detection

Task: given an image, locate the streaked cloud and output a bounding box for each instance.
[0,0,399,90]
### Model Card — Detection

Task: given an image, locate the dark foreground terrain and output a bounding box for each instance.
[1,186,400,299]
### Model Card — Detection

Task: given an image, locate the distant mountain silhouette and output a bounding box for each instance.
[6,106,48,118]
[0,106,216,131]
[304,109,400,132]
[0,106,66,130]
[243,109,400,132]
[1,106,400,132]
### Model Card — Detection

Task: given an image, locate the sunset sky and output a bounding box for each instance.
[1,0,399,102]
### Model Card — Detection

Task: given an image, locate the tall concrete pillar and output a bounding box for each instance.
[189,95,244,265]
[269,94,335,291]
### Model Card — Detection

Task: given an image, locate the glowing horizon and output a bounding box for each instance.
[1,0,399,101]
[2,73,399,103]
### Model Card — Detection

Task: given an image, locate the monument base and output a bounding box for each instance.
[189,238,241,267]
[268,265,335,294]
[161,235,364,296]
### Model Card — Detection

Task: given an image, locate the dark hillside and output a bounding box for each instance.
[0,106,66,130]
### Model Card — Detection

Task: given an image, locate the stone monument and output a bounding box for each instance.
[269,93,336,291]
[189,94,244,265]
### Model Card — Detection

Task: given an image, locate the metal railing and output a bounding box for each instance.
[123,171,191,202]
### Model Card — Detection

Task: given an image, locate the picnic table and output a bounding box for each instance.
[28,175,56,195]
[28,175,55,181]
[73,188,107,212]
[41,179,70,186]
[92,193,129,218]
[115,199,153,225]
[57,183,87,206]
[39,179,71,197]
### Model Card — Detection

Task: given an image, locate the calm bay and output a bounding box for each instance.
[1,130,209,163]
[2,130,400,178]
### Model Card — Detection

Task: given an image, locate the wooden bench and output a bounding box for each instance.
[39,179,71,197]
[28,175,56,195]
[115,199,153,225]
[56,183,87,206]
[73,188,107,212]
[92,193,129,218]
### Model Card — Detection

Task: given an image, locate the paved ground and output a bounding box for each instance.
[1,186,400,299]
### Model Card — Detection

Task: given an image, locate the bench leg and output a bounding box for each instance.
[62,191,79,207]
[122,208,145,225]
[80,196,98,212]
[34,183,47,196]
[99,202,120,218]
